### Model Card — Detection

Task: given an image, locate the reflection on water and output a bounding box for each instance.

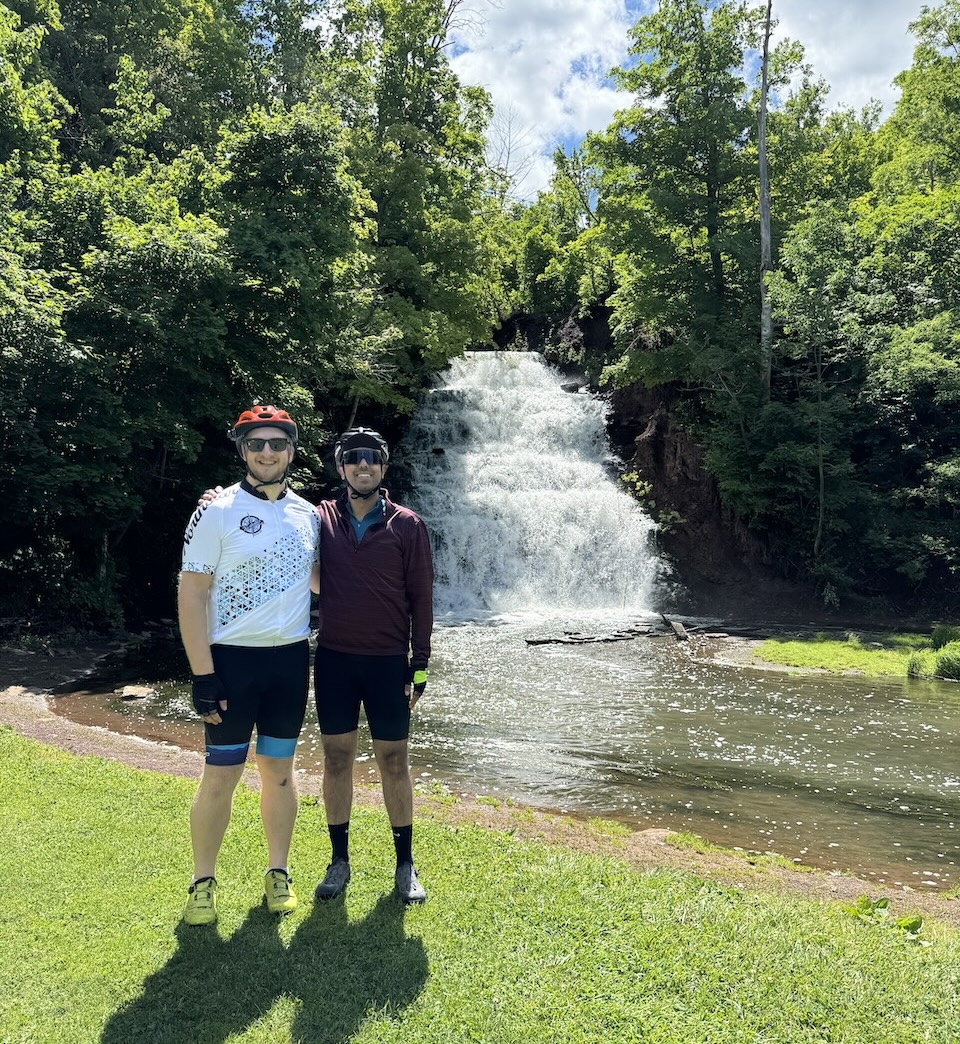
[52,618,960,890]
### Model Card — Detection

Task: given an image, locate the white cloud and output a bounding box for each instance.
[449,0,928,198]
[449,0,637,195]
[772,0,925,114]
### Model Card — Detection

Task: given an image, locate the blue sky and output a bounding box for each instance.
[448,0,928,198]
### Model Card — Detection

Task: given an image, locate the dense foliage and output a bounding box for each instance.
[3,0,959,623]
[0,0,502,623]
[510,0,960,613]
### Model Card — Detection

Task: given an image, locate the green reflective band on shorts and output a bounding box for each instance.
[413,670,428,685]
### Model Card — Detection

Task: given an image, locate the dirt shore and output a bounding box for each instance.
[2,636,959,929]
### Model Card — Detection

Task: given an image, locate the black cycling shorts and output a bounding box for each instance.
[204,641,310,765]
[314,646,410,742]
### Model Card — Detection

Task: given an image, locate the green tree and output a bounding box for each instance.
[580,1,868,399]
[764,210,865,591]
[212,103,375,433]
[587,0,768,403]
[509,147,612,323]
[3,158,234,620]
[325,0,498,408]
[873,0,960,197]
[244,0,327,105]
[13,0,253,165]
[0,1,64,168]
[5,97,372,621]
[847,182,960,590]
[771,144,960,598]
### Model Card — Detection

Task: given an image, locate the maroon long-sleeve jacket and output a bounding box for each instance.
[314,489,434,670]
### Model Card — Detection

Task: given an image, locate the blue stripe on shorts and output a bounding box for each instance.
[256,735,297,758]
[206,742,249,766]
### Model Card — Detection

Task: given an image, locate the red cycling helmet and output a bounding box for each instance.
[227,404,299,447]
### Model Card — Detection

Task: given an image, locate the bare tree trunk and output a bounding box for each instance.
[346,392,360,431]
[813,345,826,558]
[758,0,774,400]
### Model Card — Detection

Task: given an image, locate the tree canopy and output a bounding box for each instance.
[3,0,960,623]
[0,0,502,623]
[510,0,960,613]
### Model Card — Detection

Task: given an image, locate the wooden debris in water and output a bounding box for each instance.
[661,614,690,641]
[526,625,659,646]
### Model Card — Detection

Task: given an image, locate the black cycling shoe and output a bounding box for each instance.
[314,858,351,900]
[394,861,426,904]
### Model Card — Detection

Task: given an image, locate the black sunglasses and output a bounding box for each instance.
[342,448,385,466]
[244,437,290,452]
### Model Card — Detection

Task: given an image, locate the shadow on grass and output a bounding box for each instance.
[100,894,428,1044]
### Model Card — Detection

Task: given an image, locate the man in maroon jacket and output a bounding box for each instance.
[313,426,434,904]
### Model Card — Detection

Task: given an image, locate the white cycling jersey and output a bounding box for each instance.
[181,482,319,646]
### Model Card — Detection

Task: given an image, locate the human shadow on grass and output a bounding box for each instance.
[100,895,428,1044]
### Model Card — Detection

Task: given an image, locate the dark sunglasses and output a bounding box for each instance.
[342,448,385,466]
[244,437,290,452]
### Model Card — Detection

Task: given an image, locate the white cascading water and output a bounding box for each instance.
[401,351,663,622]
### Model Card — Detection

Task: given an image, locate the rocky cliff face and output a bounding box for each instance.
[606,382,816,619]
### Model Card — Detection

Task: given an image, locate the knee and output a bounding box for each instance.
[258,759,293,789]
[198,769,241,801]
[323,746,354,776]
[377,744,409,779]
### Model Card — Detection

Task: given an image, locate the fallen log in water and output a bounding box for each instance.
[523,616,761,647]
[525,626,659,646]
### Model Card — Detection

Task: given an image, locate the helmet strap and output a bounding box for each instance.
[249,473,288,491]
[346,479,380,501]
[241,445,291,494]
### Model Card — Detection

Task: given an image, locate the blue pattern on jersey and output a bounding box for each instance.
[215,528,314,626]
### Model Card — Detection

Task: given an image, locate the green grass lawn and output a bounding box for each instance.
[754,631,940,677]
[2,724,960,1043]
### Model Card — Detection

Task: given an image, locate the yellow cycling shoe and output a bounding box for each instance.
[265,869,297,914]
[183,876,217,926]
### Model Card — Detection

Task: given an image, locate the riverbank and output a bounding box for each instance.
[2,634,960,927]
[685,626,958,680]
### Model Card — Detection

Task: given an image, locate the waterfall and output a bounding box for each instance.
[401,351,663,622]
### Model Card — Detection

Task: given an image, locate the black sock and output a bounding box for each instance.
[329,821,349,862]
[392,824,413,866]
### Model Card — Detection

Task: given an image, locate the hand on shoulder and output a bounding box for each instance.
[198,485,225,507]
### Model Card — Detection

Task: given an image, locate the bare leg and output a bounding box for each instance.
[321,731,359,824]
[373,738,413,827]
[256,753,298,870]
[190,762,245,880]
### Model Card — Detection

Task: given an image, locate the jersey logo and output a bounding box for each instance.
[240,515,264,534]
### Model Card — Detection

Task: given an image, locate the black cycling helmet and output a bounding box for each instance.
[334,426,389,467]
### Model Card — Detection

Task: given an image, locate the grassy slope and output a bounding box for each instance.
[2,725,959,1044]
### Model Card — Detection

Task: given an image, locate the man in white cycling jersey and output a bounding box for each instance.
[178,404,318,926]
